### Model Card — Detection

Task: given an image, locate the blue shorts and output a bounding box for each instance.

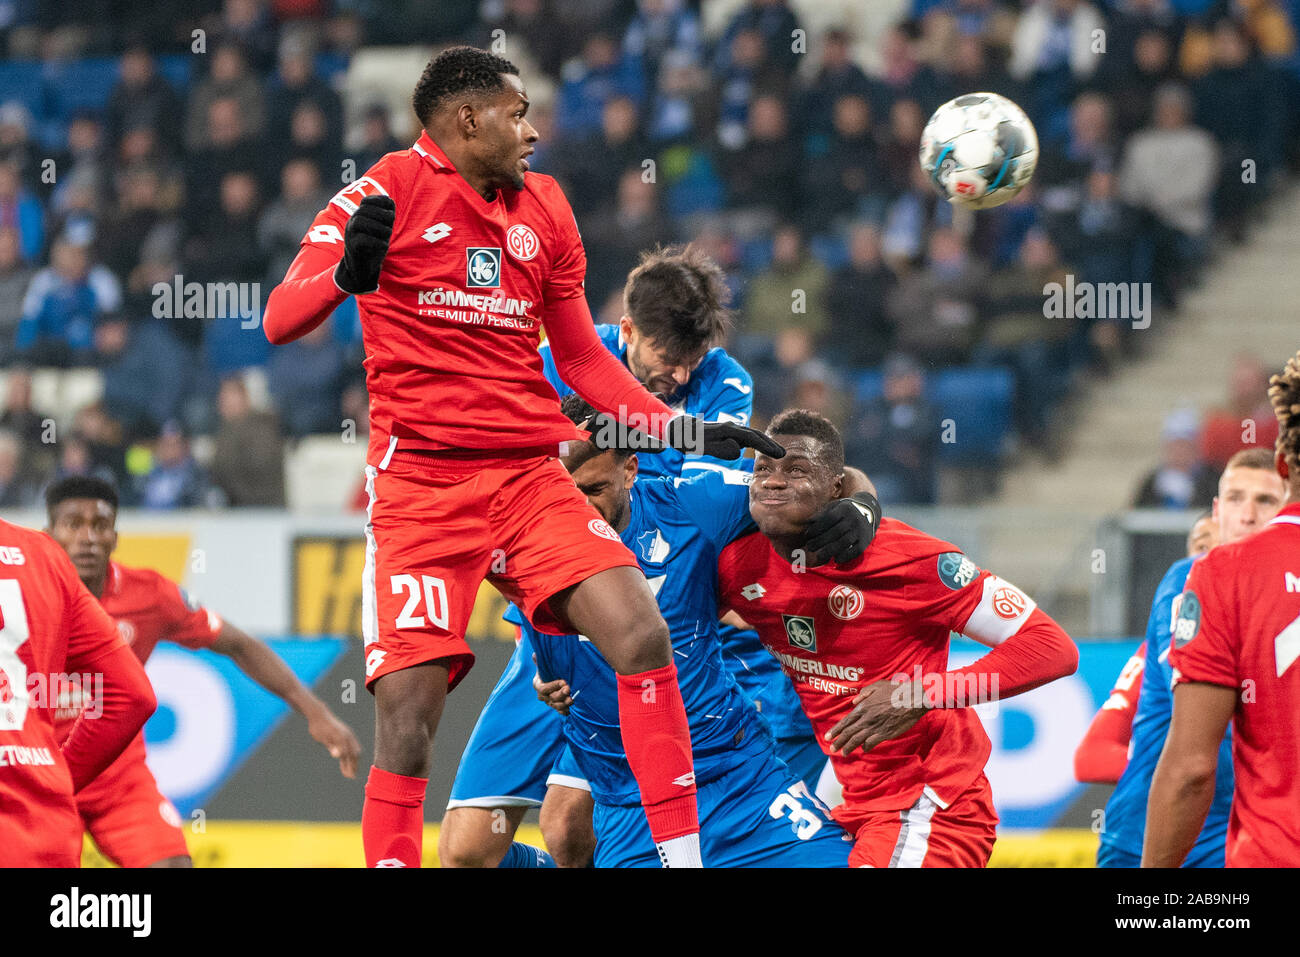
[447,632,569,808]
[591,742,852,868]
[546,742,590,792]
[776,735,830,793]
[1097,841,1225,869]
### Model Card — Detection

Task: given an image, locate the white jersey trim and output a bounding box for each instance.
[889,791,939,867]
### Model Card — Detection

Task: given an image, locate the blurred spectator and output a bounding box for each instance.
[888,226,988,366]
[203,0,280,74]
[0,429,37,507]
[267,320,344,437]
[935,32,1017,107]
[1134,407,1220,508]
[555,33,646,139]
[136,422,210,509]
[0,161,44,263]
[716,0,802,80]
[102,165,183,310]
[720,92,801,221]
[878,98,927,198]
[106,45,183,152]
[50,112,109,208]
[484,0,573,80]
[1200,354,1280,469]
[186,97,260,224]
[0,369,52,467]
[553,96,648,216]
[185,170,266,290]
[259,158,329,285]
[1119,82,1218,306]
[277,99,342,185]
[623,0,703,91]
[53,433,119,488]
[800,93,881,230]
[1009,0,1106,136]
[801,27,885,139]
[825,223,897,369]
[17,238,122,367]
[352,104,402,172]
[582,168,670,308]
[741,224,829,354]
[268,32,343,148]
[1038,92,1118,197]
[186,43,267,153]
[710,27,785,152]
[211,376,286,506]
[786,359,849,430]
[0,227,36,362]
[974,229,1074,450]
[46,169,101,254]
[1105,27,1179,139]
[0,102,37,186]
[844,353,941,505]
[68,402,129,488]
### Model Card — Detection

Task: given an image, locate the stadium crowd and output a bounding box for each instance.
[0,0,1296,508]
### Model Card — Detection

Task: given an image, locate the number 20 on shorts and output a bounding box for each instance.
[390,574,449,630]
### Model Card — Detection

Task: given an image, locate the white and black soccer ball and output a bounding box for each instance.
[919,92,1038,210]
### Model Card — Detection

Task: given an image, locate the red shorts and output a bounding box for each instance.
[361,448,640,691]
[841,773,998,868]
[76,743,189,867]
[0,787,81,867]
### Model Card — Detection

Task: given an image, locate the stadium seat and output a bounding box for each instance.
[22,366,105,429]
[44,57,120,119]
[284,434,366,511]
[854,366,1014,465]
[0,62,50,120]
[155,55,193,94]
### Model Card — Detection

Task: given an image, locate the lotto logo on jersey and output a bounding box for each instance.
[1173,591,1201,648]
[937,552,979,590]
[506,224,539,261]
[827,585,864,621]
[466,248,502,288]
[783,615,817,652]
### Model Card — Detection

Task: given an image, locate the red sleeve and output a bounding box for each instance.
[1169,557,1238,689]
[61,641,156,791]
[155,576,223,651]
[543,295,674,438]
[1073,643,1145,783]
[263,171,393,345]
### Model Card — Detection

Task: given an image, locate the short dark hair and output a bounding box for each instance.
[1223,446,1276,474]
[560,393,633,468]
[412,46,520,127]
[46,475,119,520]
[767,409,845,475]
[623,244,730,363]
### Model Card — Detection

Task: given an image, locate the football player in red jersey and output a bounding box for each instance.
[0,517,155,867]
[715,410,1078,867]
[1144,349,1300,867]
[44,476,360,867]
[264,46,781,867]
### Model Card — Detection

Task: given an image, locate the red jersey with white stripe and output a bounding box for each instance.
[1170,501,1300,866]
[718,518,1076,816]
[0,522,127,842]
[52,561,223,770]
[297,132,643,464]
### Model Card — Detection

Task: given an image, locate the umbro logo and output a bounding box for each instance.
[373,858,407,868]
[672,772,696,788]
[423,223,452,243]
[741,583,766,600]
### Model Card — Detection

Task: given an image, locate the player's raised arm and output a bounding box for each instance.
[264,192,395,345]
[209,623,361,778]
[1073,644,1144,784]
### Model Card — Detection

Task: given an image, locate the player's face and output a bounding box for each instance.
[563,449,638,532]
[749,435,843,543]
[476,73,537,191]
[1186,515,1218,556]
[622,318,706,399]
[1212,466,1286,545]
[47,498,117,585]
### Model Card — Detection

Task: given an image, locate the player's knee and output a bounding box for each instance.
[439,814,508,868]
[375,706,436,775]
[540,795,596,868]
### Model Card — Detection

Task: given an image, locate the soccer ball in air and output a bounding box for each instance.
[919,92,1038,210]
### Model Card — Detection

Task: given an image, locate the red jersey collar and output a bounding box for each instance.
[1268,501,1300,524]
[413,131,456,172]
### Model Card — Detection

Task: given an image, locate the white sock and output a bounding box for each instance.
[656,833,703,868]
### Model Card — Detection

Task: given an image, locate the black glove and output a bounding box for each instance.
[802,491,880,567]
[663,415,786,461]
[334,195,395,294]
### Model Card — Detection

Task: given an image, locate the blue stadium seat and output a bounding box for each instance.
[0,62,50,120]
[808,233,849,271]
[44,57,120,118]
[156,55,194,94]
[854,366,1013,465]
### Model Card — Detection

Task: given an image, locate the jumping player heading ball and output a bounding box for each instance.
[264,45,782,867]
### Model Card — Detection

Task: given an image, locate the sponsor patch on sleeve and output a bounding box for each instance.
[937,551,980,590]
[328,176,389,215]
[1172,591,1201,649]
[963,575,1037,645]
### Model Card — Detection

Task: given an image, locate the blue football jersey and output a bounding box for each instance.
[1102,555,1233,864]
[529,467,773,806]
[539,323,754,479]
